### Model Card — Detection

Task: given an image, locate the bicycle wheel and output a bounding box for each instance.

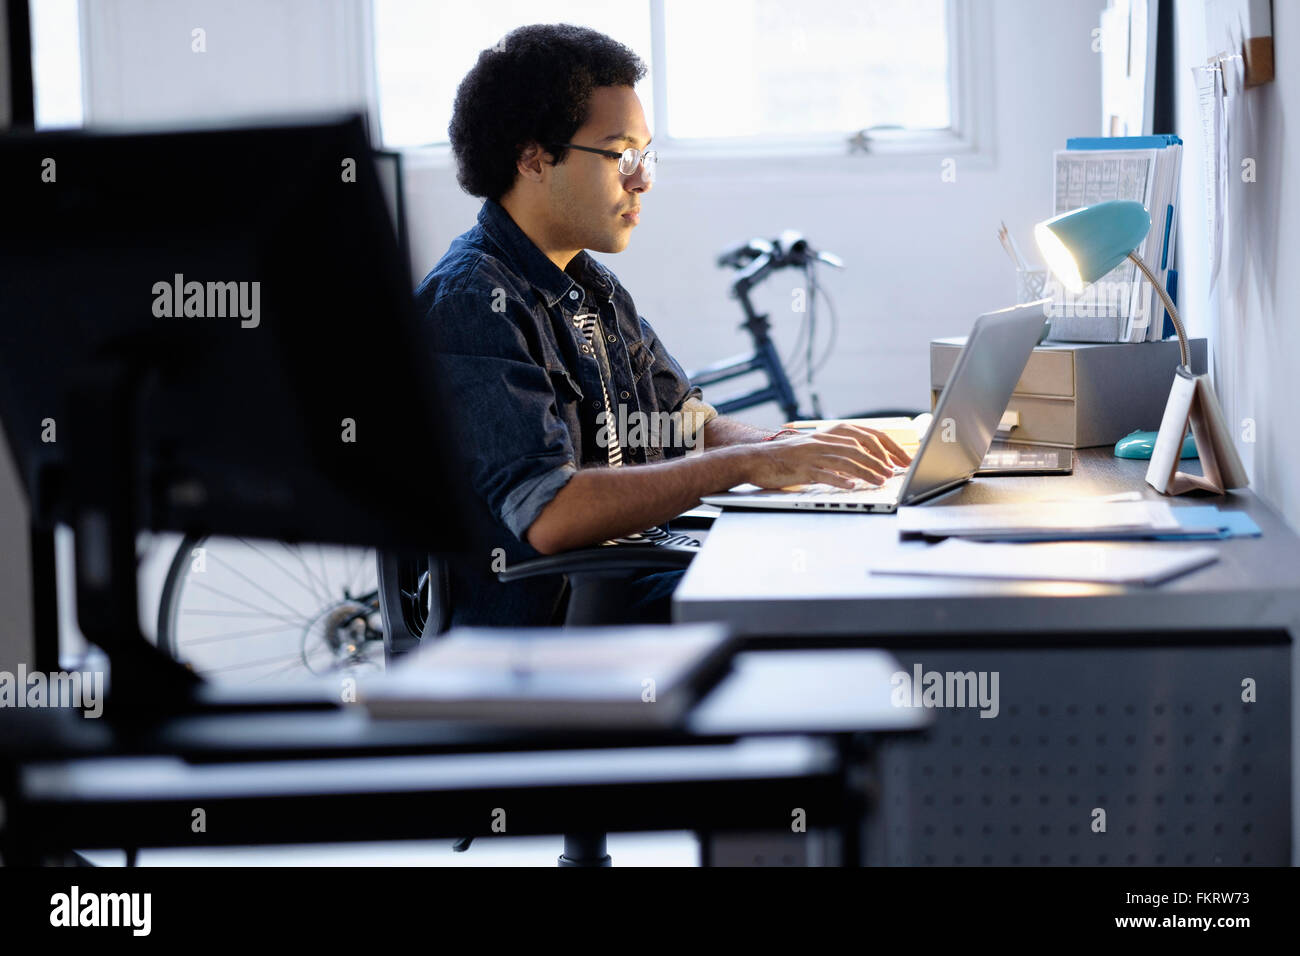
[156,534,384,683]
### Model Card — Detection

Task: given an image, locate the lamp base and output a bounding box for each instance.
[1145,367,1249,495]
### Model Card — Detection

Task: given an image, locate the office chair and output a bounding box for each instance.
[375,523,705,866]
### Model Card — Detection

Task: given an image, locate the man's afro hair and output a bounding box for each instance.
[449,23,647,202]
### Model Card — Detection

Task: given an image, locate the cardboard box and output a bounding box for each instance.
[930,337,1208,448]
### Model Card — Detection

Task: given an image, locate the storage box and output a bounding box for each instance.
[929,337,1208,448]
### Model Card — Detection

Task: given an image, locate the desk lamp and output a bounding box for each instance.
[1034,200,1248,495]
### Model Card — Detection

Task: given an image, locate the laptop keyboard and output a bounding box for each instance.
[797,466,909,496]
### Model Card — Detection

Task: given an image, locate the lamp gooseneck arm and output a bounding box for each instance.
[1128,250,1189,369]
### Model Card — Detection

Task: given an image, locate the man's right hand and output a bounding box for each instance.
[739,430,910,490]
[524,426,913,555]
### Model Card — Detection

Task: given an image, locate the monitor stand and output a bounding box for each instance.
[65,360,200,721]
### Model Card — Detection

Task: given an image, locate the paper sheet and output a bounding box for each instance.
[1194,60,1231,290]
[897,500,1183,538]
[869,539,1219,586]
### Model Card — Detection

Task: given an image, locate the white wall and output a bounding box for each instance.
[1172,0,1300,867]
[79,0,372,127]
[1174,0,1300,533]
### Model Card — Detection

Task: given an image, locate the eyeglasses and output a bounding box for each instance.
[549,143,657,183]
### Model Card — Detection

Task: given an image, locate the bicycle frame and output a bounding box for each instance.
[689,336,803,423]
[686,240,810,423]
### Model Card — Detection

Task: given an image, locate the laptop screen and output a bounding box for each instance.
[898,302,1050,505]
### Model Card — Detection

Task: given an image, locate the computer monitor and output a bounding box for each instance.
[0,113,468,707]
[2,0,35,130]
[371,148,409,272]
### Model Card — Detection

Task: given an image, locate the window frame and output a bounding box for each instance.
[372,0,992,173]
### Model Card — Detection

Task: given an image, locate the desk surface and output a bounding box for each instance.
[1,650,926,857]
[0,650,927,764]
[674,448,1300,638]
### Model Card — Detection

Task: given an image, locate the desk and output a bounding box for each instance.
[675,448,1300,865]
[0,650,928,867]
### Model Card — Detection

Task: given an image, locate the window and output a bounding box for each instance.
[660,0,948,141]
[30,0,84,129]
[372,0,965,156]
[372,0,653,148]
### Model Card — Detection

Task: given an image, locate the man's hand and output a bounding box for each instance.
[523,424,913,554]
[741,427,912,490]
[820,422,912,468]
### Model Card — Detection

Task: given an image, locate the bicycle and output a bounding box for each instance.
[687,230,923,423]
[154,534,393,683]
[688,229,839,423]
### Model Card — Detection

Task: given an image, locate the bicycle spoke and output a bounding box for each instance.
[346,549,376,598]
[180,622,301,647]
[236,537,324,602]
[283,541,331,603]
[162,536,385,685]
[341,547,359,596]
[316,543,333,599]
[205,550,321,622]
[182,609,302,618]
[202,651,311,674]
[355,554,377,597]
[251,656,320,682]
[186,580,312,627]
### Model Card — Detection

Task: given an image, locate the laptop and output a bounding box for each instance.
[701,301,1050,513]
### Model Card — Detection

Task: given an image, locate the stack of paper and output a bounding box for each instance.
[359,624,734,727]
[1048,135,1183,343]
[896,500,1225,541]
[869,539,1218,586]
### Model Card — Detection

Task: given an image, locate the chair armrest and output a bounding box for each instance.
[668,504,720,530]
[497,545,698,583]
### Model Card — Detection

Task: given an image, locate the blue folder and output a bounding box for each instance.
[1157,506,1262,540]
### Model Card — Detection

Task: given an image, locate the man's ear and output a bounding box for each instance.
[516,143,550,183]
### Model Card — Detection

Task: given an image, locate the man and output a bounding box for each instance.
[416,23,909,627]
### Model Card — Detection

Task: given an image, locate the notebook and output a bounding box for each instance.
[360,624,735,727]
[894,500,1226,541]
[869,539,1218,586]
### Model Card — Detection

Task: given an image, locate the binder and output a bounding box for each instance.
[1050,135,1182,343]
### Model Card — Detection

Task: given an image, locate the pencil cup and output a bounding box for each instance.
[1016,267,1048,304]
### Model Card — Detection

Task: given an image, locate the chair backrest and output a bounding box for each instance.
[375,551,449,662]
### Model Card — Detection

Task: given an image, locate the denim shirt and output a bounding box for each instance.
[413,199,707,627]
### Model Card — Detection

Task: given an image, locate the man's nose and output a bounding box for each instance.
[625,166,652,193]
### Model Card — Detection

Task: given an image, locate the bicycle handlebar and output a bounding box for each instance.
[715,237,774,270]
[716,231,843,277]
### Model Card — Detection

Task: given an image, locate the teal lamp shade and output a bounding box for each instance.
[1033,200,1151,293]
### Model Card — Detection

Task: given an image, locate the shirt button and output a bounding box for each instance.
[606,333,616,342]
[581,345,591,354]
[592,401,602,410]
[620,390,630,399]
[568,290,580,300]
